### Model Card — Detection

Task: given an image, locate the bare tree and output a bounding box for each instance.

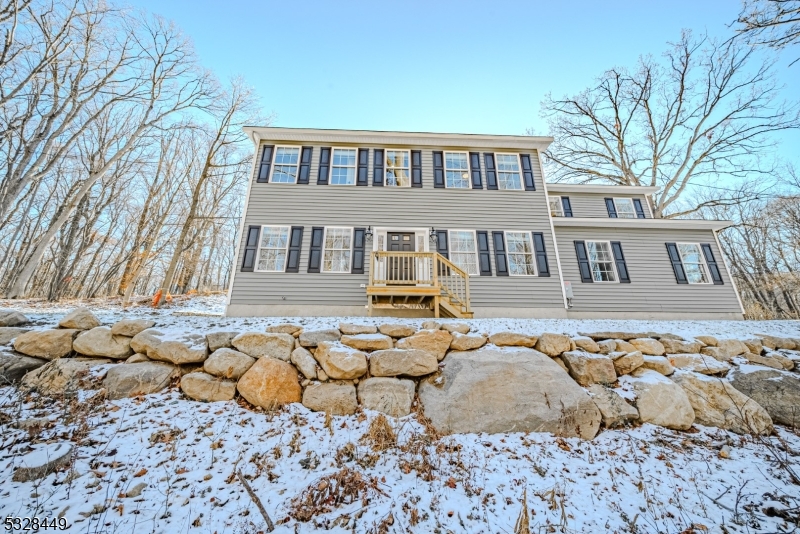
[736,0,800,65]
[540,31,800,218]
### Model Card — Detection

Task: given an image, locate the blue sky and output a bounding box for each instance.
[129,0,798,165]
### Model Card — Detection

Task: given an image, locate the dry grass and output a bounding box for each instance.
[288,467,386,522]
[359,414,396,452]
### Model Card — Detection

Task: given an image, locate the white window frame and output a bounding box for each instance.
[585,240,618,283]
[269,146,302,184]
[384,149,411,187]
[677,242,712,285]
[613,197,637,219]
[329,147,358,186]
[548,196,564,217]
[321,226,354,273]
[254,225,291,273]
[447,229,479,276]
[504,231,537,276]
[494,153,524,191]
[443,151,472,189]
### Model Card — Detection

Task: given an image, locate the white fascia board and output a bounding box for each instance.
[545,183,661,195]
[552,217,733,231]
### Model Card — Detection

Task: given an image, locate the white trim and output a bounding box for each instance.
[538,154,569,308]
[494,152,524,190]
[552,217,733,230]
[548,195,564,217]
[503,230,537,276]
[545,183,661,195]
[371,227,430,252]
[383,148,412,187]
[329,147,358,186]
[713,230,746,314]
[585,240,619,283]
[613,197,637,219]
[321,226,355,273]
[676,242,712,285]
[253,225,292,272]
[443,151,472,189]
[268,145,302,184]
[447,229,480,276]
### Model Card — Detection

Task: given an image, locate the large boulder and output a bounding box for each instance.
[758,335,796,351]
[586,384,639,428]
[640,355,674,376]
[614,339,636,352]
[700,346,731,362]
[290,347,317,379]
[717,339,748,358]
[340,333,393,351]
[299,328,341,347]
[58,307,100,330]
[148,335,207,365]
[419,347,601,438]
[13,329,79,360]
[237,357,301,409]
[378,324,416,338]
[0,353,48,382]
[671,371,772,435]
[741,338,763,355]
[629,338,665,356]
[0,327,30,345]
[232,332,293,361]
[421,320,442,330]
[728,366,800,426]
[73,327,133,359]
[746,351,793,371]
[203,348,255,380]
[396,329,453,361]
[130,329,164,356]
[449,332,487,352]
[610,351,644,376]
[23,357,111,396]
[104,362,179,399]
[596,339,616,354]
[561,351,616,386]
[0,310,29,327]
[695,335,718,347]
[572,336,600,353]
[659,339,704,354]
[579,331,655,341]
[488,332,537,348]
[206,331,239,352]
[266,323,303,335]
[315,341,368,379]
[620,369,695,430]
[442,323,470,334]
[110,319,155,337]
[180,372,236,402]
[369,348,438,377]
[339,323,377,335]
[357,377,415,417]
[668,354,730,375]
[12,442,73,482]
[302,383,358,415]
[534,333,572,357]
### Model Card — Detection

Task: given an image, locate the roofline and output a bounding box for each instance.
[552,217,732,231]
[545,183,660,194]
[242,126,553,150]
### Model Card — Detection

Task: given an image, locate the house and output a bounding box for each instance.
[226,127,744,320]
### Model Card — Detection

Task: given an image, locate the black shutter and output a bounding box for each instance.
[484,153,498,190]
[561,196,573,217]
[476,231,492,276]
[351,228,366,274]
[469,152,483,189]
[574,241,593,283]
[605,198,617,218]
[701,243,724,285]
[356,148,369,186]
[433,151,444,188]
[241,226,260,272]
[633,198,646,218]
[520,154,535,190]
[411,150,422,188]
[435,230,448,258]
[256,145,274,183]
[665,243,688,284]
[308,227,325,273]
[610,241,630,283]
[317,147,331,185]
[373,149,384,186]
[297,147,313,184]
[285,226,304,272]
[492,231,508,276]
[532,232,550,277]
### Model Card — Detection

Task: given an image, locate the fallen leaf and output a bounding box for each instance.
[134,468,147,477]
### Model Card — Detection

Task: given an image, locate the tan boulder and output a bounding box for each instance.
[596,339,616,354]
[421,320,442,330]
[339,323,377,335]
[203,348,255,379]
[0,327,30,346]
[14,329,79,360]
[441,323,470,334]
[488,331,537,348]
[130,329,164,356]
[728,366,800,426]
[314,341,368,379]
[629,338,665,356]
[659,338,704,354]
[700,346,731,362]
[668,354,730,375]
[620,369,695,430]
[232,332,293,360]
[180,372,236,402]
[357,377,416,417]
[758,335,796,350]
[695,335,718,347]
[23,357,111,395]
[717,339,748,358]
[110,319,155,337]
[299,328,341,347]
[125,353,150,363]
[561,351,616,386]
[553,356,569,372]
[237,357,301,409]
[73,326,133,359]
[290,347,318,379]
[266,323,303,335]
[340,333,393,351]
[579,331,655,341]
[0,310,29,327]
[148,335,207,365]
[613,339,636,353]
[103,362,179,399]
[378,324,416,338]
[745,352,790,370]
[206,331,239,352]
[449,332,487,351]
[58,307,100,330]
[587,384,639,427]
[534,333,572,357]
[640,355,674,376]
[370,348,438,377]
[572,336,600,353]
[302,383,358,415]
[396,329,452,361]
[741,338,763,355]
[610,351,644,376]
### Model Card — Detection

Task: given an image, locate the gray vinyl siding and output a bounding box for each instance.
[557,192,652,218]
[231,142,565,310]
[554,226,742,313]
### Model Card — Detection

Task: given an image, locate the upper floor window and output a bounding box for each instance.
[677,243,710,284]
[613,198,636,218]
[322,227,352,272]
[331,148,357,185]
[256,226,290,272]
[548,196,563,217]
[586,241,617,282]
[444,152,470,188]
[505,231,536,275]
[271,147,300,183]
[385,150,410,187]
[496,154,523,190]
[448,230,479,275]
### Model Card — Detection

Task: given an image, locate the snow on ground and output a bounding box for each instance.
[1,386,798,534]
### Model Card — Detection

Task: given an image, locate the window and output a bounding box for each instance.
[505,232,536,275]
[271,147,300,183]
[385,150,410,187]
[678,243,710,284]
[256,226,290,272]
[331,148,357,185]
[444,152,470,188]
[448,230,479,275]
[614,198,636,219]
[495,154,523,190]
[322,227,352,272]
[548,196,563,217]
[586,241,617,282]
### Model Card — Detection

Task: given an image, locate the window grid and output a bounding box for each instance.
[548,196,563,217]
[322,227,353,272]
[271,147,300,183]
[330,148,357,185]
[448,230,479,275]
[256,226,290,272]
[495,154,523,190]
[614,198,636,219]
[505,231,536,276]
[586,241,617,282]
[678,243,710,284]
[444,152,471,189]
[385,150,411,187]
